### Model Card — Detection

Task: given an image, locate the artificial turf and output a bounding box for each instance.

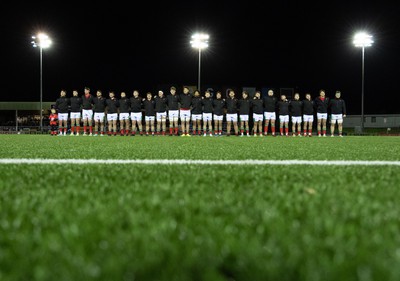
[0,135,399,281]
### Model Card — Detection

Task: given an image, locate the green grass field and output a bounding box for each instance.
[1,135,400,281]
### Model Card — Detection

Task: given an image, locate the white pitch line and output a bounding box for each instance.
[0,158,400,166]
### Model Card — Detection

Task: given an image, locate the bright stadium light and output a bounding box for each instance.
[191,33,209,92]
[31,33,52,133]
[353,32,373,133]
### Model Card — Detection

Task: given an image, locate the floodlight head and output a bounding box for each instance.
[31,33,52,49]
[353,32,373,48]
[191,33,209,50]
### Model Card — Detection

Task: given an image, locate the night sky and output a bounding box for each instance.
[3,1,400,114]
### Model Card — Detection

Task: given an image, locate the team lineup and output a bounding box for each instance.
[51,86,347,137]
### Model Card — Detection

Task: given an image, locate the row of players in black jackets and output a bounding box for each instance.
[55,87,346,118]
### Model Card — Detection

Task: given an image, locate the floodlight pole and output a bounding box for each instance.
[353,32,373,134]
[197,49,201,92]
[191,33,209,92]
[361,46,365,133]
[40,45,43,133]
[32,33,51,134]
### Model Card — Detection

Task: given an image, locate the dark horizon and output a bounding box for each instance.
[3,1,400,114]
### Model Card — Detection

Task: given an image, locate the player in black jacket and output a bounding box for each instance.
[82,87,94,135]
[119,92,131,136]
[289,93,303,136]
[167,86,180,136]
[130,90,143,136]
[238,91,251,136]
[302,93,314,137]
[143,92,156,136]
[329,90,347,137]
[180,86,192,136]
[263,89,278,136]
[251,91,264,136]
[93,90,106,136]
[155,90,168,135]
[212,91,225,136]
[55,89,69,135]
[314,89,330,137]
[202,90,213,136]
[191,90,203,135]
[106,91,119,136]
[278,94,290,136]
[69,90,82,136]
[225,89,239,136]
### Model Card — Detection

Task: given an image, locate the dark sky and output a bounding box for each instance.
[3,1,400,114]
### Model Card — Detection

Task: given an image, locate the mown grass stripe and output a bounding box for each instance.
[1,158,400,165]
